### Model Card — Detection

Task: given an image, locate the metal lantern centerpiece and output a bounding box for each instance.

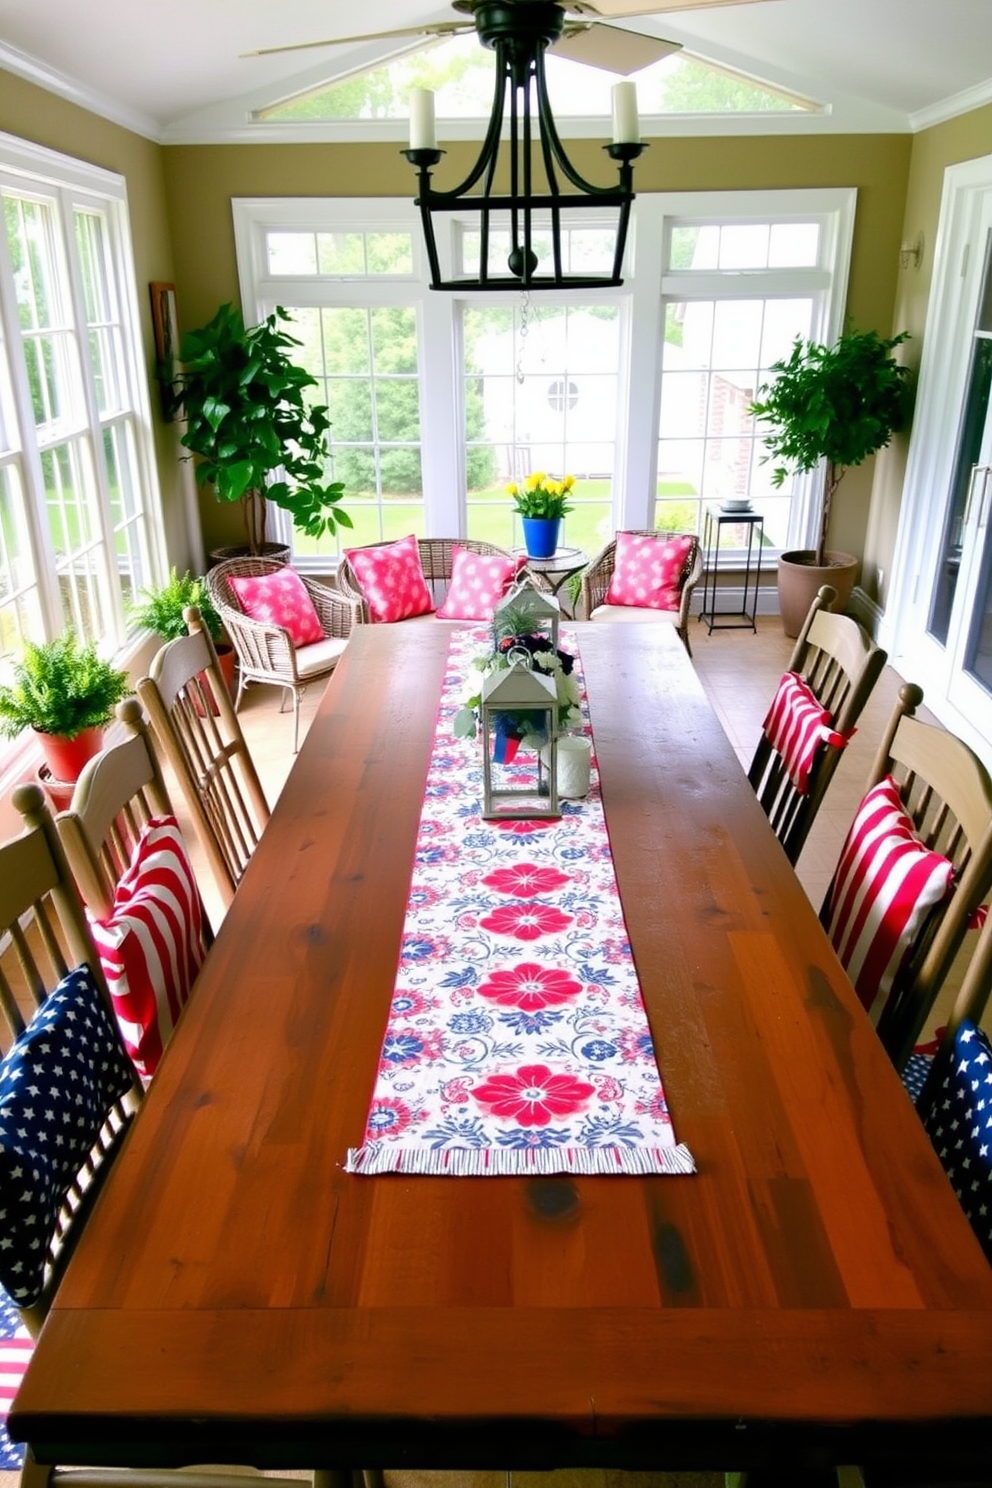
[481,651,560,821]
[493,574,561,652]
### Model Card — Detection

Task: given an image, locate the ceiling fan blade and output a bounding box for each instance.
[241,20,471,59]
[569,0,782,16]
[552,23,680,74]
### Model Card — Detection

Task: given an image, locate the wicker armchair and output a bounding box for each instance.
[207,557,358,751]
[579,531,702,655]
[336,537,515,622]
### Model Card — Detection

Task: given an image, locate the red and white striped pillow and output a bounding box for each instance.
[826,775,954,1018]
[90,815,208,1078]
[762,671,847,795]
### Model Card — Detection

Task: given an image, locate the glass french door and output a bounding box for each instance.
[891,165,992,758]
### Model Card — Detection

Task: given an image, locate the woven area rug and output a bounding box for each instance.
[346,626,694,1178]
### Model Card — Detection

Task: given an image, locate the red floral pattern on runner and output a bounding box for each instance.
[481,863,572,898]
[472,1064,596,1127]
[479,903,573,940]
[345,625,696,1177]
[478,962,583,1009]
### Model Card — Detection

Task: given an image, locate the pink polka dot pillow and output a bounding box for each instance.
[228,567,325,646]
[605,532,696,611]
[436,548,526,620]
[344,534,434,623]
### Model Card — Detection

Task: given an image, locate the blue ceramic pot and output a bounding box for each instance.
[522,517,560,559]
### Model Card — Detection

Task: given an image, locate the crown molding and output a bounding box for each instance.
[0,41,161,141]
[910,75,992,132]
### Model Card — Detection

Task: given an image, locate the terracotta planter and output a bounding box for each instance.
[34,726,103,786]
[777,550,858,638]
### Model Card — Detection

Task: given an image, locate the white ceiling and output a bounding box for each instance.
[1,0,990,143]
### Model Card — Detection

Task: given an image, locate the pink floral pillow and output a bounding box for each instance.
[344,534,434,623]
[228,567,325,646]
[436,549,525,620]
[605,532,695,611]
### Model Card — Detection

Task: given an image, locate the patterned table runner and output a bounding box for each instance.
[346,626,695,1177]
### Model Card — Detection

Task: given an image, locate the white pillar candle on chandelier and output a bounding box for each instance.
[611,81,640,145]
[409,88,437,151]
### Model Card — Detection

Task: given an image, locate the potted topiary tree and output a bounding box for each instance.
[0,632,130,793]
[750,327,912,636]
[171,302,352,559]
[128,568,236,706]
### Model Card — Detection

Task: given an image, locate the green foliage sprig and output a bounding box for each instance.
[0,633,130,740]
[128,568,223,644]
[173,303,352,554]
[749,328,912,565]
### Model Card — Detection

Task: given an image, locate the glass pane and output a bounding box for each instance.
[328,379,373,443]
[931,336,992,645]
[366,233,413,274]
[769,222,820,268]
[718,224,770,270]
[322,308,370,376]
[374,379,420,443]
[267,232,318,274]
[316,233,366,275]
[0,464,43,673]
[371,307,418,369]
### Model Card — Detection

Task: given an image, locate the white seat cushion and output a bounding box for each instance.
[590,604,680,623]
[295,636,348,677]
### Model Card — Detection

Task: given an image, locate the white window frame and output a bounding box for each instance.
[0,132,165,652]
[233,187,855,567]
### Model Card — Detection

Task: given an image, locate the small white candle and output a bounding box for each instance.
[409,88,437,151]
[611,81,639,145]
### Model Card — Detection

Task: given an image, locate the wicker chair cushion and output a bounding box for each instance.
[436,548,525,620]
[0,964,134,1306]
[343,534,434,623]
[605,532,695,611]
[228,567,325,646]
[761,671,847,797]
[825,775,954,1017]
[89,815,207,1078]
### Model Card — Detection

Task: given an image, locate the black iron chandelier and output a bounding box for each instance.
[403,0,645,291]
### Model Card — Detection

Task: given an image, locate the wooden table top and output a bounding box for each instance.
[12,623,992,1478]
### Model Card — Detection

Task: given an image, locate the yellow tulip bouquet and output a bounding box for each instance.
[506,471,575,520]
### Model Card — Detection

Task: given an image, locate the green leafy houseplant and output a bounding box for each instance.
[129,568,223,644]
[0,632,129,741]
[173,303,352,556]
[749,327,912,567]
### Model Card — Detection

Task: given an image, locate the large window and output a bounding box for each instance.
[233,188,853,566]
[0,135,161,675]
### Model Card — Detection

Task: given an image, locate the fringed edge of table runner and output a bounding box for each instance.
[345,1142,696,1176]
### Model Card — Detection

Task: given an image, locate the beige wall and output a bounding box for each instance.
[864,102,992,610]
[0,74,199,570]
[163,131,912,554]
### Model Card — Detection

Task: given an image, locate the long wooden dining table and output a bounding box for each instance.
[11,622,992,1482]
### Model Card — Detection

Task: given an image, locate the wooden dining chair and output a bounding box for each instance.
[748,584,888,865]
[136,606,270,911]
[822,682,992,1073]
[55,698,213,1078]
[0,783,144,1338]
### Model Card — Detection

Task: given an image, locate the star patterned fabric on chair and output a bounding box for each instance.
[921,1018,992,1264]
[0,964,135,1308]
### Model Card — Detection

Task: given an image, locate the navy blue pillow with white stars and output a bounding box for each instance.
[922,1018,992,1264]
[0,964,134,1308]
